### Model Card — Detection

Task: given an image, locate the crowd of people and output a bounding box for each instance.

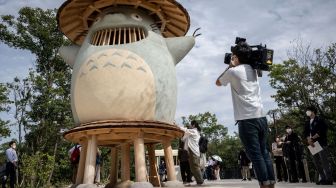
[270,106,333,185]
[272,126,307,183]
[177,110,333,187]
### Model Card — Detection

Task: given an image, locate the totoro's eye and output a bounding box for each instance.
[131,13,142,21]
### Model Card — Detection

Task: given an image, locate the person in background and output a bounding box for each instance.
[271,136,288,182]
[213,159,221,180]
[205,157,216,180]
[199,133,208,179]
[68,144,81,184]
[283,126,306,183]
[178,139,192,184]
[2,141,18,188]
[238,149,251,181]
[180,120,204,185]
[94,148,102,184]
[304,105,333,185]
[158,160,167,182]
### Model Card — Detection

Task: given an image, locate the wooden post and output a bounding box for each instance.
[163,139,176,181]
[147,144,160,187]
[83,135,97,184]
[109,147,118,187]
[121,143,131,181]
[303,158,310,182]
[133,132,147,182]
[76,140,88,184]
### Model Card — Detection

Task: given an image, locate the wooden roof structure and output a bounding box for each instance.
[57,0,191,45]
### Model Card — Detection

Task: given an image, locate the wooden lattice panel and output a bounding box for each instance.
[57,0,190,45]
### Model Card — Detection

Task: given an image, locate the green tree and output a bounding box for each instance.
[20,152,55,188]
[269,42,336,180]
[181,112,228,143]
[6,77,32,145]
[0,83,11,137]
[0,7,73,186]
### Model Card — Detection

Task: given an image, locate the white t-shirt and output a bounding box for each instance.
[219,64,264,121]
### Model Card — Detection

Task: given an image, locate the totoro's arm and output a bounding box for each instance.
[165,36,195,65]
[58,45,80,68]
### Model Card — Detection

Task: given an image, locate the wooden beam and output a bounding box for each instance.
[121,143,131,181]
[134,0,142,9]
[83,135,97,184]
[133,132,147,182]
[162,11,188,24]
[62,22,83,35]
[163,140,176,181]
[109,147,118,187]
[147,144,160,187]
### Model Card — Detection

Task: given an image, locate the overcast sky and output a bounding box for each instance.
[0,0,335,140]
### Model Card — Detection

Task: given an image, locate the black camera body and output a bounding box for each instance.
[224,37,274,77]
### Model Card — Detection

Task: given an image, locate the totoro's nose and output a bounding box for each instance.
[103,13,127,23]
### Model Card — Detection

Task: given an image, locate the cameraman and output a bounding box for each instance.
[216,41,275,188]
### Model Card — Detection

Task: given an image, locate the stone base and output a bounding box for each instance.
[104,182,114,188]
[162,180,184,187]
[110,180,134,188]
[71,184,98,188]
[130,182,153,188]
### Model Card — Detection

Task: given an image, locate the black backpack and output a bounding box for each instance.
[199,135,208,153]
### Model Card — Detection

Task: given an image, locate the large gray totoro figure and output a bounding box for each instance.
[58,0,195,125]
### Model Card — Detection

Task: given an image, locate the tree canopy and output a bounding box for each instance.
[1,7,74,186]
[268,42,336,180]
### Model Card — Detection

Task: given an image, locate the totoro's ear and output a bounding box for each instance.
[165,36,195,65]
[58,45,80,68]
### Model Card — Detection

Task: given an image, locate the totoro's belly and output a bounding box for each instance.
[73,49,156,123]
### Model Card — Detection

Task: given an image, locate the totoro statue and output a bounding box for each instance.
[57,0,195,126]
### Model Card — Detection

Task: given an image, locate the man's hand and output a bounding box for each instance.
[216,79,221,86]
[312,133,319,139]
[216,67,231,86]
[307,137,315,147]
[229,62,235,68]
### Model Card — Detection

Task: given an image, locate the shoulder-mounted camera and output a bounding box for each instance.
[224,37,274,77]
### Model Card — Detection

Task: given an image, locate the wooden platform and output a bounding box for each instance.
[63,120,184,146]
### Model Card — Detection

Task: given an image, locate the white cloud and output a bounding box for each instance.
[1,0,335,137]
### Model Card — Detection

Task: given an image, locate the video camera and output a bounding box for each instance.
[224,37,274,77]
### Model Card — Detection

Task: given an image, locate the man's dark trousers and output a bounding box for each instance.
[2,162,15,188]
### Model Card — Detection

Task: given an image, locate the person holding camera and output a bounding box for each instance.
[216,41,275,188]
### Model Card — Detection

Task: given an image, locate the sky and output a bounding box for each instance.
[0,0,336,141]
